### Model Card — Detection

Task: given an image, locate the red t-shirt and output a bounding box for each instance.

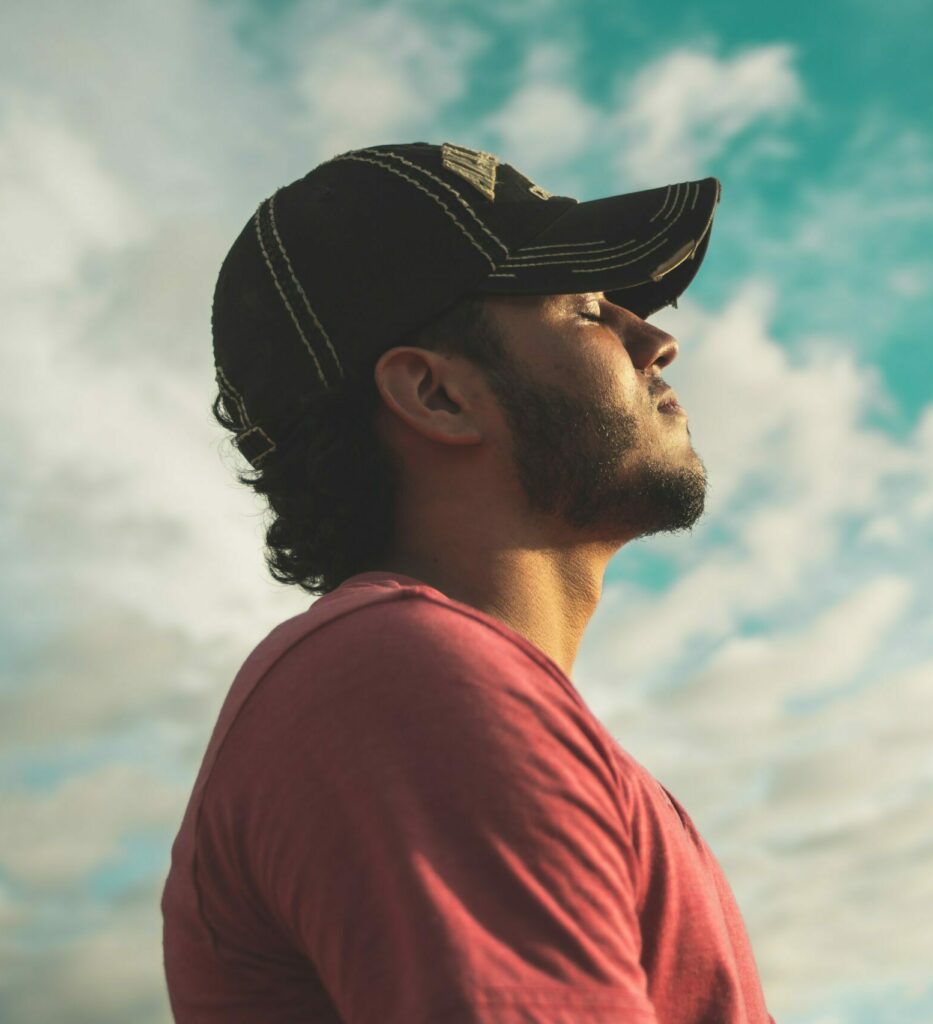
[162,571,775,1023]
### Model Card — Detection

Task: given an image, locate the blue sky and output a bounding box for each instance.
[1,0,931,1021]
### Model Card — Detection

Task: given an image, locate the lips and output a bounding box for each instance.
[656,387,680,410]
[656,386,686,416]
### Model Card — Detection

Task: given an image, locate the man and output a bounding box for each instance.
[162,142,776,1022]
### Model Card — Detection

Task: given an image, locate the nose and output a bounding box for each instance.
[610,303,680,371]
[626,317,680,374]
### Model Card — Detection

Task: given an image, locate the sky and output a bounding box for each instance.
[1,0,931,1020]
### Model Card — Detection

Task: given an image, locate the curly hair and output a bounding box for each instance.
[211,294,515,597]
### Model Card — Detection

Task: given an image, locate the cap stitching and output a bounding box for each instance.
[569,234,671,272]
[503,235,664,269]
[364,148,510,257]
[331,154,498,270]
[520,239,608,252]
[649,184,676,224]
[504,239,645,263]
[501,183,696,271]
[215,364,250,428]
[483,230,668,277]
[570,235,669,273]
[267,190,345,379]
[670,181,693,224]
[253,200,330,390]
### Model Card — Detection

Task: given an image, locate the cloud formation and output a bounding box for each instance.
[1,3,931,1022]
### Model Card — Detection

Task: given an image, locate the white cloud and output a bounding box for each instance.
[610,43,806,185]
[480,40,807,200]
[1,886,168,1024]
[0,763,184,888]
[0,5,500,1014]
[657,573,913,736]
[484,42,598,175]
[285,3,484,159]
[721,113,933,348]
[0,94,148,291]
[580,278,924,698]
[1,6,931,1023]
[574,278,933,1015]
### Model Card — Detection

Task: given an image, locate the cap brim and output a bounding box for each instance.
[474,177,721,319]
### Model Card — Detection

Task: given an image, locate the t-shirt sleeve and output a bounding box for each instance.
[232,595,658,1023]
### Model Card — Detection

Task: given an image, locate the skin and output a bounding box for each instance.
[372,291,708,679]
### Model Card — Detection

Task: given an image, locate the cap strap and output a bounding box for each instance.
[216,365,278,467]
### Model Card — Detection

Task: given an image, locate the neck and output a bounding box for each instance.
[376,538,615,679]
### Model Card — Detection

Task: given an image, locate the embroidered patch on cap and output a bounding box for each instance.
[441,143,499,200]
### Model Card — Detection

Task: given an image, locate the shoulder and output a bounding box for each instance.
[236,585,594,762]
[281,584,567,699]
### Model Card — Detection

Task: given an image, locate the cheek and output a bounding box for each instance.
[591,347,641,409]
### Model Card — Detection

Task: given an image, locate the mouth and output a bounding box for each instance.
[656,388,686,417]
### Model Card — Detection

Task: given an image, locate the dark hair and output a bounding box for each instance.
[211,294,513,596]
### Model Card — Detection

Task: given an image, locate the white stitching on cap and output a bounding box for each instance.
[668,180,693,226]
[520,239,608,251]
[506,182,699,266]
[570,235,669,273]
[365,148,509,256]
[253,200,329,389]
[502,235,660,268]
[267,189,344,378]
[649,184,676,223]
[216,364,250,427]
[507,182,696,270]
[331,154,498,270]
[504,238,644,264]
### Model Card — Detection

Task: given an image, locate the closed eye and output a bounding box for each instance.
[578,311,605,323]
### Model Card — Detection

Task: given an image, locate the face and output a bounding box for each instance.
[479,292,707,541]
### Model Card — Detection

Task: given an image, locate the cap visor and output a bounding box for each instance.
[476,177,721,319]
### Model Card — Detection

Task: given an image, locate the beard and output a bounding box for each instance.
[480,356,708,540]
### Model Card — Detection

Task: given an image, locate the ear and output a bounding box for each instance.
[373,347,483,446]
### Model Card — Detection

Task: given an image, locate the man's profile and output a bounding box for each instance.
[161,141,775,1022]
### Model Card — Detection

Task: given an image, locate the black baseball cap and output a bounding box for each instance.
[212,141,722,468]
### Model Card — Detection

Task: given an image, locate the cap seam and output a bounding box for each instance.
[505,237,644,264]
[649,183,677,223]
[267,190,344,379]
[330,153,499,271]
[366,148,509,256]
[496,182,699,272]
[520,238,607,252]
[253,199,330,389]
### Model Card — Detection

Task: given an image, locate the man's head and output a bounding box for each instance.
[374,290,706,555]
[209,141,722,595]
